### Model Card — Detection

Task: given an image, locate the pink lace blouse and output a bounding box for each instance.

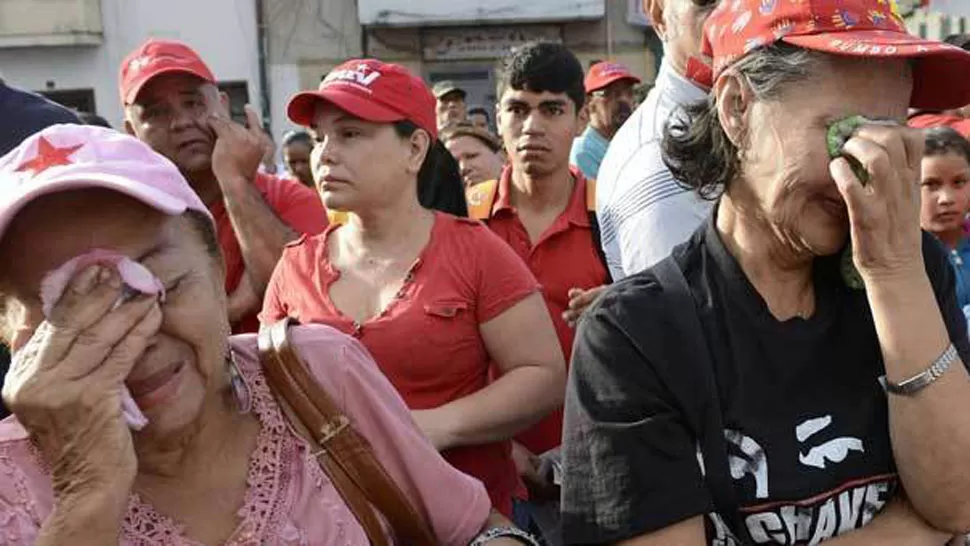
[0,325,491,545]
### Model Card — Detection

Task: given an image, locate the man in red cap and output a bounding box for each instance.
[119,38,328,333]
[569,61,640,180]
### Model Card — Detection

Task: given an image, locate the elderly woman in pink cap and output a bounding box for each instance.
[561,0,970,544]
[0,125,538,545]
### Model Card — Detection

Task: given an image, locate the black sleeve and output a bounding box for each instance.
[560,282,713,545]
[921,232,970,366]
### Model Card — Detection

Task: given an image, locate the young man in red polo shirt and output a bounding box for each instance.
[119,39,328,332]
[467,41,611,529]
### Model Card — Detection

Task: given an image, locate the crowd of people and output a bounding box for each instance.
[2,0,970,544]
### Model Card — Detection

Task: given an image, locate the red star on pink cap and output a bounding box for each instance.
[15,137,83,176]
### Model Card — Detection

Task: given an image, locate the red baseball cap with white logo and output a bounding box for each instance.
[287,59,438,139]
[585,62,641,94]
[698,0,970,109]
[119,39,216,105]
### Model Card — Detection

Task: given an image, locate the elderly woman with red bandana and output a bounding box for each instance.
[560,0,970,544]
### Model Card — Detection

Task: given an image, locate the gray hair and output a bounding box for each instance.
[662,43,824,199]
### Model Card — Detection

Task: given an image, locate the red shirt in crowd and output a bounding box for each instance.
[478,166,610,455]
[259,212,542,516]
[210,172,328,333]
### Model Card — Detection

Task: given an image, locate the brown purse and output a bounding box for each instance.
[257,318,439,546]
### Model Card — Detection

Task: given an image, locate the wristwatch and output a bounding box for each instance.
[879,344,958,396]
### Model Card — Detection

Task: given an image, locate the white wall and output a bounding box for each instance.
[0,0,261,130]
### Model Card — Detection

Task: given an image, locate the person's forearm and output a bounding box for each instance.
[427,365,563,449]
[219,175,299,290]
[867,269,970,532]
[37,490,127,546]
[822,504,950,545]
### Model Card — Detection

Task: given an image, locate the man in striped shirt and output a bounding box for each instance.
[595,0,718,279]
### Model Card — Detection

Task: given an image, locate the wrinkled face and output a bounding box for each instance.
[436,92,467,128]
[732,57,912,257]
[0,190,229,440]
[497,89,580,178]
[469,112,490,132]
[125,73,224,178]
[308,102,424,212]
[283,141,314,188]
[445,135,505,187]
[588,79,636,135]
[920,152,970,236]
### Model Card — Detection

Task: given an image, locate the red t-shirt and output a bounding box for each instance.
[209,172,328,333]
[480,166,610,455]
[260,212,541,516]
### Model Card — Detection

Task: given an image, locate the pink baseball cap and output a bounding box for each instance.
[0,124,212,243]
[585,62,641,94]
[119,39,216,105]
[698,0,970,109]
[287,59,438,139]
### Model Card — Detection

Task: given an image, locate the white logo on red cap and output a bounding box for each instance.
[127,53,193,75]
[324,64,382,91]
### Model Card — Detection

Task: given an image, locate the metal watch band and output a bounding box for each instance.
[879,344,958,396]
[469,526,541,546]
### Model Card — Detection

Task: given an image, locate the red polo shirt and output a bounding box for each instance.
[259,212,541,516]
[210,172,328,333]
[477,166,610,455]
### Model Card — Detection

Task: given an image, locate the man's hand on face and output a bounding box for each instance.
[208,104,266,185]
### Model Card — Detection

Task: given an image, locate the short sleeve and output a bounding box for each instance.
[921,232,970,364]
[290,326,491,546]
[262,175,329,236]
[560,287,713,544]
[471,226,541,323]
[258,248,293,324]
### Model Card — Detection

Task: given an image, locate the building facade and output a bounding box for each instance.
[263,0,662,138]
[0,0,263,130]
[0,0,661,144]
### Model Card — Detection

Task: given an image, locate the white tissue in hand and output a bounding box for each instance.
[39,250,166,431]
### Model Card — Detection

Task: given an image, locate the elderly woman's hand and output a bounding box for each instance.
[830,123,925,283]
[3,265,161,512]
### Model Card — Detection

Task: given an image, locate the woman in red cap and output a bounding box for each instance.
[561,0,970,544]
[261,59,566,517]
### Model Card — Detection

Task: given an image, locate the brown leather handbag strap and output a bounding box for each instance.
[257,319,438,546]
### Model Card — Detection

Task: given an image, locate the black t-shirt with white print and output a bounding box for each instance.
[560,214,970,545]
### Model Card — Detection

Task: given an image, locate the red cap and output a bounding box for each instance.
[584,62,641,94]
[698,0,970,110]
[287,59,438,139]
[119,39,216,105]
